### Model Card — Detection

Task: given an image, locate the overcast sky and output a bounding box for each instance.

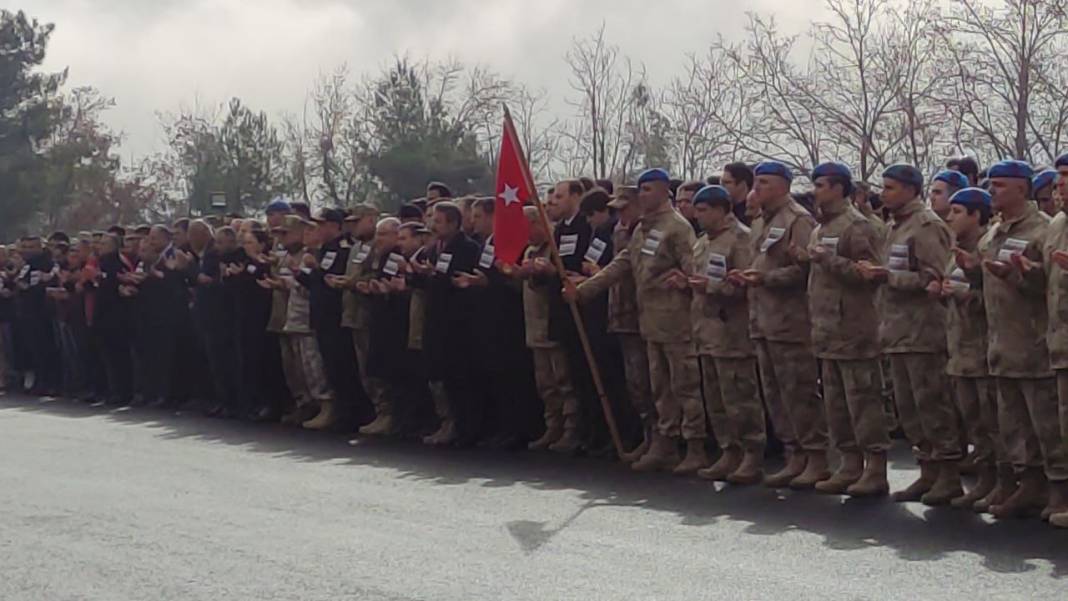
[10,0,822,160]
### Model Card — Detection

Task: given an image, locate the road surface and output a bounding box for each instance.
[1,392,1065,600]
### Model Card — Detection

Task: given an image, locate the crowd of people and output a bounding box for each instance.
[3,154,1068,530]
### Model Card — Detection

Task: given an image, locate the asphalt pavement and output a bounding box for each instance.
[1,392,1066,600]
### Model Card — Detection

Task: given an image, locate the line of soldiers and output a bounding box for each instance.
[2,156,1068,530]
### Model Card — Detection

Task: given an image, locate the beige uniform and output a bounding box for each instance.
[877,199,959,462]
[579,205,705,441]
[1045,211,1068,456]
[691,214,765,453]
[807,199,889,454]
[945,227,1003,469]
[608,222,654,427]
[973,204,1064,480]
[523,244,579,433]
[748,196,827,453]
[341,240,389,413]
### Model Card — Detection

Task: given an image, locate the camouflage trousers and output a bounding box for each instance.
[823,358,891,454]
[888,353,961,462]
[351,328,391,417]
[1002,375,1068,481]
[280,334,333,405]
[647,341,705,441]
[700,355,765,452]
[755,340,827,452]
[532,345,580,432]
[617,334,655,426]
[952,376,1004,467]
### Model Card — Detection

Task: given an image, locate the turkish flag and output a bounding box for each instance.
[493,110,533,265]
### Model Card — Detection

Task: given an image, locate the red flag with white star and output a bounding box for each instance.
[493,110,533,265]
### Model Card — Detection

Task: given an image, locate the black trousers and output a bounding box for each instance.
[315,323,369,426]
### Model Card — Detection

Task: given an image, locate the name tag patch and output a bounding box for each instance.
[887,243,909,272]
[559,234,578,257]
[320,251,337,270]
[819,236,839,256]
[706,253,727,281]
[997,237,1029,262]
[584,238,607,264]
[760,227,785,253]
[435,253,453,274]
[384,253,403,276]
[641,229,663,257]
[479,244,495,269]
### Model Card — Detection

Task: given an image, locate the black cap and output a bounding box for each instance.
[312,208,345,225]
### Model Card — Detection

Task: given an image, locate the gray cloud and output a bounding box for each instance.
[10,0,822,158]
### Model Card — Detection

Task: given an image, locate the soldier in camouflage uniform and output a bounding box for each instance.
[959,160,1067,519]
[594,187,656,462]
[798,163,890,498]
[570,168,708,475]
[686,185,766,485]
[1048,154,1068,529]
[941,188,1006,511]
[730,160,829,489]
[858,164,962,506]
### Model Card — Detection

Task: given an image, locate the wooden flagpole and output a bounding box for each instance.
[502,104,625,459]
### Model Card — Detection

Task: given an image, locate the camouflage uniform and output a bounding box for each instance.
[1046,212,1068,454]
[267,249,303,405]
[944,226,1003,469]
[280,260,333,406]
[579,205,705,441]
[807,198,890,454]
[748,196,827,453]
[691,214,765,453]
[608,222,654,427]
[341,240,389,416]
[972,203,1066,480]
[524,244,579,433]
[878,199,960,462]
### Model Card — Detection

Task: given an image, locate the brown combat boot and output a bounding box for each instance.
[1040,480,1068,521]
[697,447,741,482]
[422,419,457,445]
[358,414,393,436]
[951,464,996,509]
[891,460,936,502]
[301,400,337,430]
[921,461,964,506]
[789,451,831,490]
[974,464,1017,513]
[958,448,978,476]
[672,439,710,476]
[726,449,765,485]
[527,425,563,451]
[548,429,583,455]
[764,451,807,488]
[632,432,680,473]
[814,451,863,494]
[620,426,653,464]
[1051,510,1068,528]
[990,468,1047,519]
[846,452,889,498]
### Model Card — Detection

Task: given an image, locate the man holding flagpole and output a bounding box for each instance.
[565,168,707,474]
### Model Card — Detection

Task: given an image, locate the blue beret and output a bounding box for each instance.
[882,164,924,191]
[987,159,1033,180]
[1056,153,1068,168]
[691,185,731,207]
[1033,169,1057,193]
[949,187,991,211]
[811,162,852,181]
[265,197,292,214]
[933,170,968,190]
[754,161,793,182]
[637,168,670,186]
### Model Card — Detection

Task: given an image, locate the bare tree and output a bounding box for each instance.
[564,23,643,179]
[939,0,1068,163]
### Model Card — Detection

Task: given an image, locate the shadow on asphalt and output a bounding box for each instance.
[4,393,1067,578]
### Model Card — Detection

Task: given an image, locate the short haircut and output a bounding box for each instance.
[578,177,596,192]
[290,202,311,220]
[107,225,126,237]
[217,226,236,238]
[399,222,425,236]
[249,229,271,247]
[151,225,173,239]
[172,218,191,232]
[376,216,401,230]
[705,175,721,186]
[474,197,495,214]
[595,179,614,195]
[433,201,463,227]
[398,203,425,222]
[946,156,980,182]
[579,188,612,215]
[559,179,585,197]
[964,204,992,227]
[427,181,453,198]
[678,180,703,195]
[823,174,854,197]
[724,162,754,188]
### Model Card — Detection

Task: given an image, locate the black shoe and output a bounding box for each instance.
[251,406,279,422]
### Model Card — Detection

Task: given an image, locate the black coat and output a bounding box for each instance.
[418,232,481,379]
